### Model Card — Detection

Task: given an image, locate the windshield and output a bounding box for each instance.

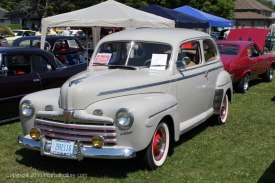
[218,44,239,55]
[92,41,172,68]
[12,31,24,36]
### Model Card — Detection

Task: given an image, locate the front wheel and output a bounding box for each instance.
[215,93,229,125]
[237,74,250,93]
[142,122,170,170]
[263,67,273,82]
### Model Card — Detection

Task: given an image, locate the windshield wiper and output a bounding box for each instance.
[108,65,137,70]
[92,63,108,66]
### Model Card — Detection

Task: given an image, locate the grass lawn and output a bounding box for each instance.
[1,78,275,183]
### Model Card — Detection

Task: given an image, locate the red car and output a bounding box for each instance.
[216,28,275,93]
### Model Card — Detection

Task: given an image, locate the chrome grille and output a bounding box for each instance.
[34,111,116,145]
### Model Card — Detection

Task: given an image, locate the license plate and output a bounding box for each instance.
[50,139,75,156]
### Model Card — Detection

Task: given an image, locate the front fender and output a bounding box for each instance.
[85,93,179,151]
[19,88,60,135]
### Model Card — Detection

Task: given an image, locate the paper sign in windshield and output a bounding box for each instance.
[150,54,167,70]
[93,53,112,65]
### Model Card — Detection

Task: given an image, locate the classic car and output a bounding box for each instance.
[10,36,93,61]
[216,28,275,93]
[5,30,36,44]
[0,47,87,123]
[17,28,233,170]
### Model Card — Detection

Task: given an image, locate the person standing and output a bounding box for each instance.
[50,28,56,36]
[62,27,70,36]
[223,28,231,40]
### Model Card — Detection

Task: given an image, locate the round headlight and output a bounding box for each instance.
[30,128,41,140]
[21,100,35,118]
[115,108,134,130]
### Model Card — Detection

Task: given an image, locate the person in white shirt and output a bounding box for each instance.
[223,28,231,39]
[50,28,56,36]
[62,27,70,36]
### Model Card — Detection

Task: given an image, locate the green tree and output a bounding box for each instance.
[1,0,236,20]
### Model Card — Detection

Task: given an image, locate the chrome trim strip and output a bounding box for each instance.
[0,94,26,102]
[98,80,171,96]
[40,132,117,143]
[98,66,223,96]
[0,116,19,124]
[36,124,116,137]
[18,135,136,160]
[35,119,116,131]
[149,103,178,119]
[36,112,114,124]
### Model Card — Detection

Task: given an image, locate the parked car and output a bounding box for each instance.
[5,30,36,44]
[17,28,233,170]
[216,28,275,93]
[10,36,93,61]
[57,30,86,36]
[0,47,87,123]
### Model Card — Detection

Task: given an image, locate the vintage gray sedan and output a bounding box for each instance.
[17,28,233,170]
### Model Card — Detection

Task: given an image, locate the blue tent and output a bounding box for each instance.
[174,5,234,28]
[139,5,209,28]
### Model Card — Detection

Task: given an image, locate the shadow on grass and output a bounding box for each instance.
[169,116,217,156]
[15,148,140,178]
[258,160,275,183]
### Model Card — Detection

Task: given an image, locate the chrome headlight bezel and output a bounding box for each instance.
[20,100,35,118]
[114,108,134,130]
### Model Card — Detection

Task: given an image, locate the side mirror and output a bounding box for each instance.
[0,66,8,76]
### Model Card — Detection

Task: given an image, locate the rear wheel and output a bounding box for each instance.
[142,122,170,170]
[215,93,229,125]
[237,74,250,93]
[263,67,273,82]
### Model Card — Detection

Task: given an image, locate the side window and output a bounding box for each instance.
[53,40,68,51]
[67,40,79,50]
[177,41,201,68]
[32,55,52,73]
[203,40,217,62]
[6,55,31,74]
[248,44,259,57]
[18,40,31,47]
[32,40,51,50]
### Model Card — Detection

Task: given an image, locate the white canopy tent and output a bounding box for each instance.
[40,0,175,49]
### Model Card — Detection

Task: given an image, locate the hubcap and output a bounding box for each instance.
[153,127,166,161]
[243,76,249,92]
[270,68,273,80]
[220,96,227,119]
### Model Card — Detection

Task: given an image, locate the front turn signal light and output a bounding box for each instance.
[30,128,41,140]
[92,136,104,148]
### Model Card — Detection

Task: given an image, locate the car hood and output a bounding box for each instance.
[227,28,269,52]
[60,67,171,110]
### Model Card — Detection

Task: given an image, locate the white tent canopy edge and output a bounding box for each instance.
[40,0,175,49]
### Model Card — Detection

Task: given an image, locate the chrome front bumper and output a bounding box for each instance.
[18,135,136,160]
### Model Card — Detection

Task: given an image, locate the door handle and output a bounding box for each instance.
[33,79,40,82]
[204,71,208,77]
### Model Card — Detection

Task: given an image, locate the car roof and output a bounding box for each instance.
[98,28,211,46]
[0,47,54,56]
[12,36,83,45]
